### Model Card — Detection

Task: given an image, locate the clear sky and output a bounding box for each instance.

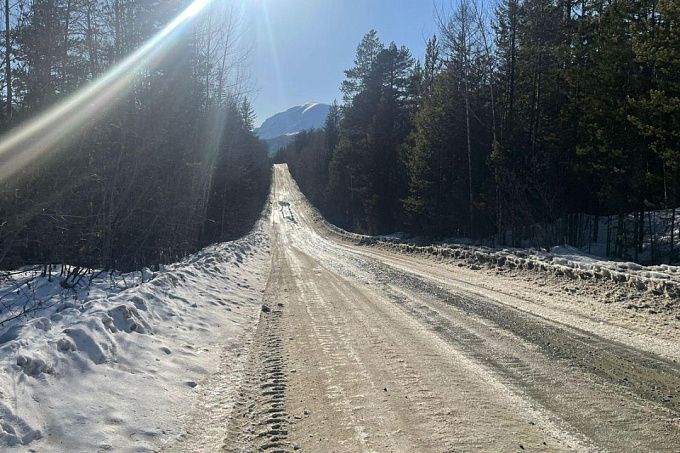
[241,0,439,125]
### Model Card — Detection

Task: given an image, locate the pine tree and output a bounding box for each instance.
[404,69,469,235]
[341,30,384,102]
[324,100,341,160]
[240,98,256,132]
[566,0,651,217]
[629,0,680,209]
[494,0,520,143]
[325,33,416,234]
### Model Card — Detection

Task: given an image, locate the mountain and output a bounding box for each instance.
[256,102,330,154]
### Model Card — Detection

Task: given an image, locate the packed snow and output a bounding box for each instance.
[0,220,271,451]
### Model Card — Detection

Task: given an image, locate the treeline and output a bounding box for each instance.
[0,1,270,272]
[278,0,679,262]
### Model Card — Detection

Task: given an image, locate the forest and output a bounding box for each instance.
[0,1,271,272]
[277,0,680,264]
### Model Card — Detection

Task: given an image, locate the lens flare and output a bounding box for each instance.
[0,0,214,181]
[260,0,286,107]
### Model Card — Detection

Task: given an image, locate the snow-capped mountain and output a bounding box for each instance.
[256,102,330,154]
[257,102,330,140]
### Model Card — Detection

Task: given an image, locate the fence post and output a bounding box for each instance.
[606,216,611,257]
[671,207,676,264]
[586,215,593,254]
[633,212,644,262]
[648,211,655,264]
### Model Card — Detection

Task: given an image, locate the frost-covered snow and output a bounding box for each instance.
[0,221,271,451]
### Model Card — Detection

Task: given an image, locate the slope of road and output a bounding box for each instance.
[222,164,680,452]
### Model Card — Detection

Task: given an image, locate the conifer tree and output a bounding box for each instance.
[630,0,680,209]
[341,30,384,102]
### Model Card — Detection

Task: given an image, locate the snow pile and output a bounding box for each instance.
[0,222,271,451]
[393,242,679,298]
[317,216,680,300]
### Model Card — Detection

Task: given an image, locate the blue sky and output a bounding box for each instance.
[241,0,439,125]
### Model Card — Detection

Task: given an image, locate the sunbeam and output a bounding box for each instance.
[0,0,215,181]
[259,0,286,106]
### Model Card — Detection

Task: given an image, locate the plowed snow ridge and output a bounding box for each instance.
[0,219,271,451]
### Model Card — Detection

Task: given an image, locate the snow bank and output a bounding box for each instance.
[318,217,680,300]
[396,242,679,298]
[0,222,271,451]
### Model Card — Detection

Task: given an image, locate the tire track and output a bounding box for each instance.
[236,164,680,452]
[222,251,290,453]
[284,248,579,451]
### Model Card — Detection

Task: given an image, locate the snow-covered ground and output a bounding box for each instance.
[0,221,271,451]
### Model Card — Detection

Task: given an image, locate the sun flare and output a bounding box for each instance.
[0,0,215,181]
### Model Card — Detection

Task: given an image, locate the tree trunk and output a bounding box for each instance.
[648,211,655,263]
[638,210,644,253]
[670,207,676,264]
[464,77,473,237]
[606,215,611,257]
[633,211,639,262]
[85,0,98,77]
[504,0,518,140]
[204,12,213,106]
[114,0,122,59]
[4,0,11,119]
[472,0,499,241]
[62,0,72,87]
[462,1,473,237]
[617,214,625,259]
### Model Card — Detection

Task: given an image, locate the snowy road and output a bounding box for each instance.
[222,165,680,452]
